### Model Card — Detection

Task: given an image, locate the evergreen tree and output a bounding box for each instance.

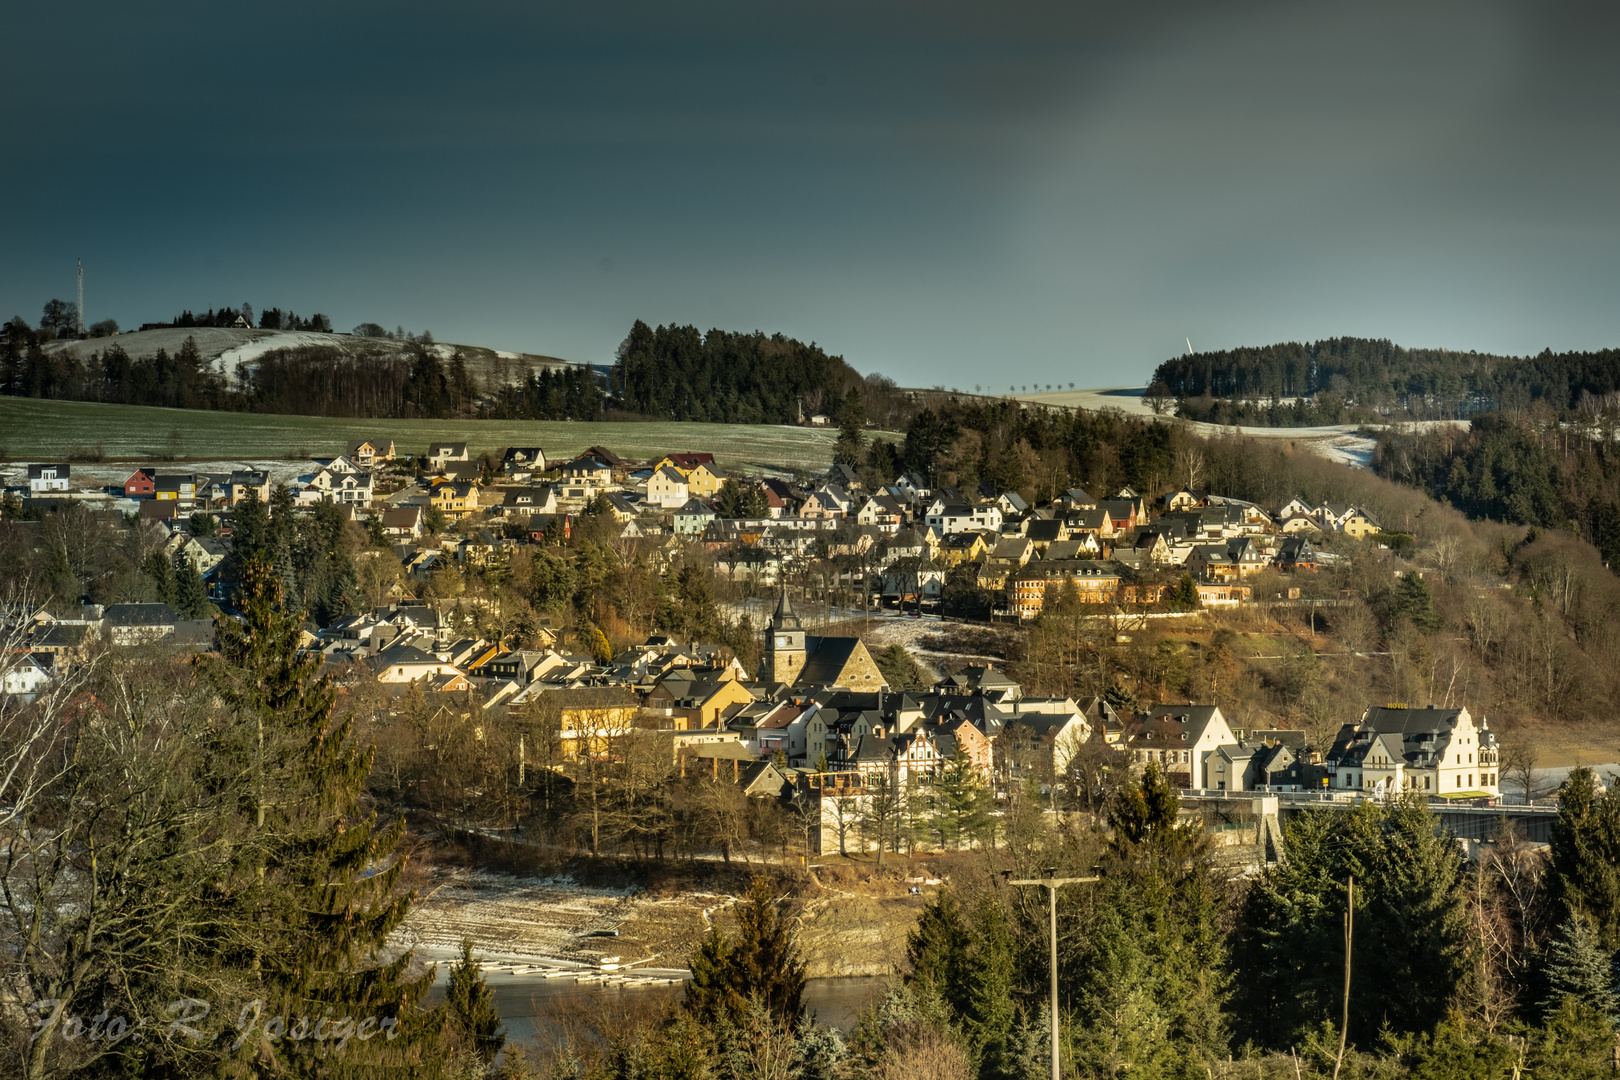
[1390,570,1442,633]
[1071,764,1229,1075]
[230,487,269,569]
[873,642,929,691]
[792,1016,848,1080]
[740,484,768,519]
[1228,799,1468,1051]
[446,938,505,1063]
[1539,915,1620,1024]
[833,389,866,467]
[905,892,1019,1073]
[196,557,447,1076]
[1527,997,1620,1079]
[1549,767,1620,950]
[715,479,746,519]
[1167,573,1201,611]
[173,555,210,619]
[684,875,806,1025]
[142,548,177,606]
[1108,762,1181,845]
[933,744,993,849]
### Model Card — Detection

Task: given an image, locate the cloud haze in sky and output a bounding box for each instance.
[4,1,1618,387]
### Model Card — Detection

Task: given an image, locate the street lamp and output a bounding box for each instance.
[1005,868,1100,1080]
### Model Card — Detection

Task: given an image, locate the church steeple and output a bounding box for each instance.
[772,587,802,631]
[764,588,806,683]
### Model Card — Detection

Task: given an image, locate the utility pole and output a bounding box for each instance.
[1332,873,1354,1080]
[1007,869,1100,1080]
[76,258,84,336]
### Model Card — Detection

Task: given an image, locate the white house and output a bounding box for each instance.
[372,641,469,685]
[1327,705,1499,796]
[925,504,1003,535]
[1126,704,1238,789]
[426,442,469,467]
[647,466,691,509]
[26,463,71,495]
[1,654,53,703]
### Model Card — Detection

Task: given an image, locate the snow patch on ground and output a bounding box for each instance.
[216,332,352,370]
[1309,435,1377,468]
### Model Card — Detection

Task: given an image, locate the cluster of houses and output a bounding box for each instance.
[8,436,1387,623]
[291,584,1502,853]
[692,476,1380,619]
[0,601,215,703]
[1,558,1507,855]
[1119,700,1501,797]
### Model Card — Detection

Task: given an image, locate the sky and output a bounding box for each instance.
[5,0,1620,389]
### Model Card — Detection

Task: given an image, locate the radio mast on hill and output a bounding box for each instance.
[77,259,84,335]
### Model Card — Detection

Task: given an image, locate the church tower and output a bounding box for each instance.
[765,588,806,684]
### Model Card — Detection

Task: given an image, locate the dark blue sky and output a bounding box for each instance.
[5,1,1619,387]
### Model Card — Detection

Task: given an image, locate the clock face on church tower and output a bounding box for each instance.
[776,636,788,647]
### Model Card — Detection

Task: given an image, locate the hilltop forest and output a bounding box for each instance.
[1152,336,1620,426]
[1374,408,1620,567]
[0,318,605,421]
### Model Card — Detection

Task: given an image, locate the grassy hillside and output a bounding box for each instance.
[0,398,843,472]
[39,326,575,390]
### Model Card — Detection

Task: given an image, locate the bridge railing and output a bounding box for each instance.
[1179,788,1560,813]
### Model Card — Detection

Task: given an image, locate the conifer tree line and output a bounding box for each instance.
[1150,336,1620,425]
[0,561,502,1078]
[498,766,1620,1079]
[1374,410,1620,569]
[610,319,863,424]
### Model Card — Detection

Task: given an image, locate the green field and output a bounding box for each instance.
[0,398,847,473]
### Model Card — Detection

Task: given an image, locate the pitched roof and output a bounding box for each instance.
[103,603,179,626]
[1026,520,1065,542]
[798,636,862,686]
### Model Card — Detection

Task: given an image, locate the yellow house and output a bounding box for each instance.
[681,463,722,499]
[1342,510,1380,539]
[938,531,990,568]
[654,454,723,499]
[692,679,755,726]
[649,676,757,728]
[430,479,480,518]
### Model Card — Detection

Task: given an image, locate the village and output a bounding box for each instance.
[8,437,1382,619]
[2,439,1518,861]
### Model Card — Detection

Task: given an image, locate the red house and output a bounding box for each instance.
[122,468,155,498]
